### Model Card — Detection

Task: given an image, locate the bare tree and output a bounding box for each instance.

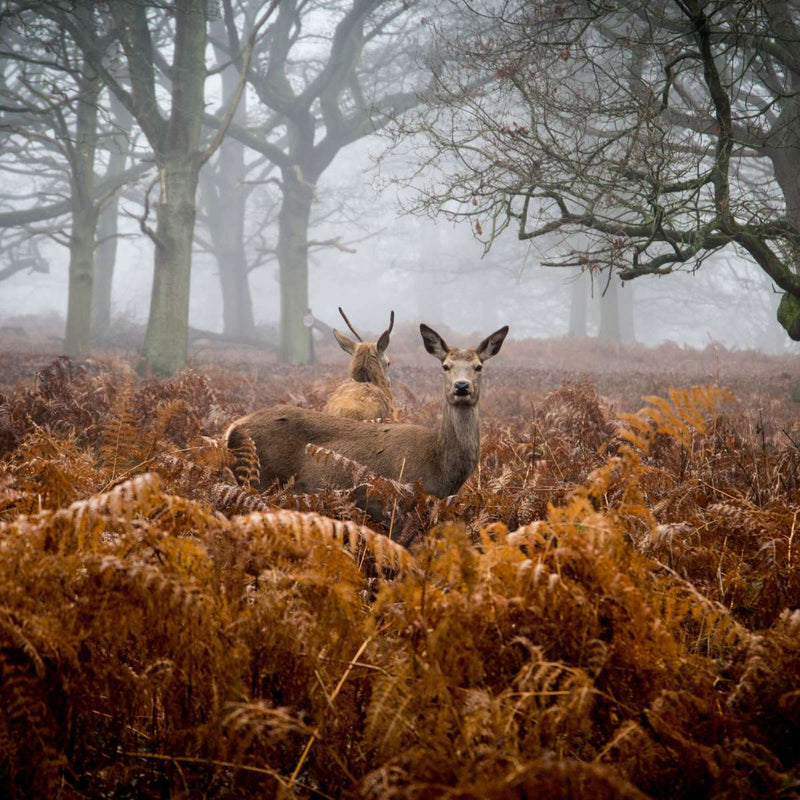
[398,1,800,350]
[0,5,124,357]
[60,0,276,374]
[207,0,431,363]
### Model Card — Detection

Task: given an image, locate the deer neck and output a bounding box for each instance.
[435,401,481,492]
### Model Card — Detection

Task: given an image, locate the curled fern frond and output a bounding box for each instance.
[228,429,261,490]
[231,509,415,575]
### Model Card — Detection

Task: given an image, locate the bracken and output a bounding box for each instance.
[0,355,797,798]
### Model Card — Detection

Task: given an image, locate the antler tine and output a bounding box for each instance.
[338,306,363,341]
[386,310,395,335]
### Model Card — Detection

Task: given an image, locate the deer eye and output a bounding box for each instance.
[442,364,451,371]
[474,364,482,372]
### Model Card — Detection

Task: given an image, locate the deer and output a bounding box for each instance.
[323,307,396,421]
[224,323,509,498]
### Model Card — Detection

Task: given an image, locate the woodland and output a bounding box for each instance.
[2,1,800,795]
[0,326,799,798]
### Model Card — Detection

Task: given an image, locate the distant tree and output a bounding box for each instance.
[568,271,588,339]
[91,96,136,340]
[208,0,431,363]
[398,1,800,358]
[61,0,275,374]
[197,143,263,340]
[195,11,261,340]
[0,5,132,358]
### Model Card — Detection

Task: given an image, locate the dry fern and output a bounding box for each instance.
[0,355,798,798]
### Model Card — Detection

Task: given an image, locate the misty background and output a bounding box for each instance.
[2,130,793,351]
[1,138,792,353]
[1,1,798,361]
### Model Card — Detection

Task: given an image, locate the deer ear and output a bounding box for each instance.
[332,329,357,355]
[377,310,394,354]
[420,323,449,361]
[376,329,391,355]
[476,325,509,361]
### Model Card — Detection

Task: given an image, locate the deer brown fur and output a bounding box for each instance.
[323,309,395,421]
[225,323,509,498]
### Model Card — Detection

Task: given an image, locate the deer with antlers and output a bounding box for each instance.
[323,308,395,421]
[224,323,509,498]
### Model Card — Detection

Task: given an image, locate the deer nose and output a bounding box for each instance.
[453,380,471,396]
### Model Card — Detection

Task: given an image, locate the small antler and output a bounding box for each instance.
[385,310,395,336]
[338,307,363,342]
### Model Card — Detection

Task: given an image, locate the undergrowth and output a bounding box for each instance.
[0,355,798,798]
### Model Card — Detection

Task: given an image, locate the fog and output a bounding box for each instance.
[1,0,798,363]
[1,132,795,357]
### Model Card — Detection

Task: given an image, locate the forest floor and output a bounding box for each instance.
[0,324,799,798]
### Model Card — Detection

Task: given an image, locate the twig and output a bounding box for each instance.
[123,175,161,246]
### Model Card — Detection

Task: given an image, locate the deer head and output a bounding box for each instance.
[332,308,394,385]
[420,323,509,407]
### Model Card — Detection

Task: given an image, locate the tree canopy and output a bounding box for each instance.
[401,0,800,340]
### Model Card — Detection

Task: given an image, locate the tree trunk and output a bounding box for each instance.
[144,161,200,374]
[63,46,99,360]
[132,0,207,375]
[277,167,314,363]
[598,276,621,341]
[206,21,255,338]
[64,202,99,358]
[218,206,255,337]
[202,143,255,337]
[568,270,587,337]
[417,224,443,325]
[91,201,118,339]
[618,280,635,343]
[91,96,131,339]
[768,93,800,398]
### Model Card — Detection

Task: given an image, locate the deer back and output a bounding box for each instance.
[324,309,395,421]
[225,405,443,493]
[323,381,393,421]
